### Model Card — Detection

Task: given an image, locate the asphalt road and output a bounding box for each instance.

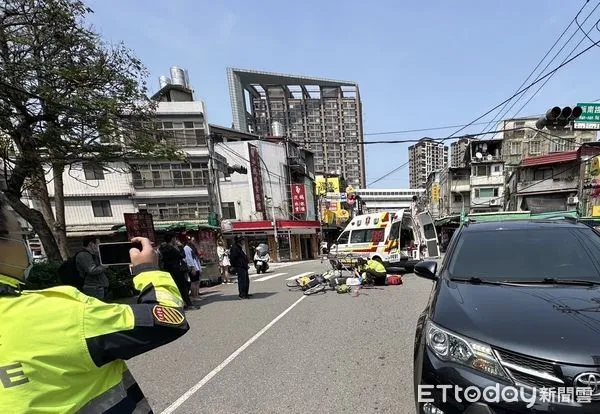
[126,259,436,414]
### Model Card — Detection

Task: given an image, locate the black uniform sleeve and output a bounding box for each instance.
[83,267,190,367]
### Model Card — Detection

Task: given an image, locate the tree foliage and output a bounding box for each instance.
[0,0,183,260]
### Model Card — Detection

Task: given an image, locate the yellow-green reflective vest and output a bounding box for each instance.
[0,268,189,413]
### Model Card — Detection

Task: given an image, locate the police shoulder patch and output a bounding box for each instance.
[152,305,185,326]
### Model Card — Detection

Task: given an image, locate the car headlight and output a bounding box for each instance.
[425,320,511,382]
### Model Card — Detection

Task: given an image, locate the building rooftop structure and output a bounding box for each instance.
[226,67,366,187]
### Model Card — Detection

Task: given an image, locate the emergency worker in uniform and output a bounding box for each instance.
[0,195,190,414]
[356,258,388,286]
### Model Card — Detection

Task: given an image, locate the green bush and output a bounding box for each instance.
[25,261,137,300]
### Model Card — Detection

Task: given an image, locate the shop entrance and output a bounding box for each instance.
[300,236,314,260]
[277,234,291,261]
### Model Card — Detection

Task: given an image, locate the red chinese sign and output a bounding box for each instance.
[124,212,156,244]
[292,183,307,214]
[248,143,266,219]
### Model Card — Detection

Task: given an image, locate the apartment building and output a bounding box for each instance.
[227,68,366,188]
[497,116,597,167]
[44,162,137,245]
[450,137,472,168]
[408,138,449,189]
[505,151,580,212]
[215,137,320,262]
[439,165,471,216]
[129,71,227,225]
[467,139,505,212]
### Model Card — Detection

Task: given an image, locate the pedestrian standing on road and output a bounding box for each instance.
[76,236,110,300]
[217,239,232,284]
[184,237,202,298]
[0,189,190,413]
[229,235,251,299]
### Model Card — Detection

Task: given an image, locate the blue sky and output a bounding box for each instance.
[85,0,600,188]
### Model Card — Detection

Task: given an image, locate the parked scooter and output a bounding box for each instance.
[254,243,270,274]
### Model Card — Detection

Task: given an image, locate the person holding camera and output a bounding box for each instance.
[0,194,190,413]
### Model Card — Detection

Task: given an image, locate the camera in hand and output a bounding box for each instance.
[98,242,143,266]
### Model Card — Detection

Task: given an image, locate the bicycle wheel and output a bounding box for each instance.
[286,281,304,290]
[303,284,326,295]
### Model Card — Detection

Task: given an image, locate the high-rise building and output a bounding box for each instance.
[408,138,448,189]
[226,68,366,188]
[450,137,472,168]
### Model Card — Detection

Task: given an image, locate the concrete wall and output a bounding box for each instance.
[216,140,289,221]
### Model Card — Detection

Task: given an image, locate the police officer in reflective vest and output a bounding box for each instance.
[0,196,190,413]
[356,258,388,286]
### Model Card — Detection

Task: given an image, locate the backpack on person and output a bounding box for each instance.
[57,250,88,290]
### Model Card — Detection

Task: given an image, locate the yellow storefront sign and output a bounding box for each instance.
[592,206,600,217]
[431,184,440,202]
[315,176,341,196]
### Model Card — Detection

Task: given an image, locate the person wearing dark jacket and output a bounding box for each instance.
[159,233,193,308]
[229,235,251,299]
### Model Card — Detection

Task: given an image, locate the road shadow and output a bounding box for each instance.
[189,291,277,307]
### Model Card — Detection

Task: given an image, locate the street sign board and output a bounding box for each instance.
[291,183,307,214]
[577,103,600,121]
[575,103,600,130]
[124,212,156,244]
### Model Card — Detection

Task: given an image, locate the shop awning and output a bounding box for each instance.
[225,219,320,232]
[521,194,568,214]
[435,215,461,227]
[115,221,220,233]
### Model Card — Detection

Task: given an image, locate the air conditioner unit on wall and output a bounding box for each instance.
[489,199,499,206]
[567,196,579,205]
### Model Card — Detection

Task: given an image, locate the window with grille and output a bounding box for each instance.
[131,163,209,188]
[221,202,236,220]
[91,200,112,217]
[83,163,105,180]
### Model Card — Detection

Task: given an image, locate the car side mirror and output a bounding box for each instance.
[414,260,438,281]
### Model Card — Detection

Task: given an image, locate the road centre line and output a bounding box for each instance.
[285,272,313,281]
[160,294,308,414]
[253,272,287,282]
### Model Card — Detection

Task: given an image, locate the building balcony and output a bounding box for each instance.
[471,196,503,208]
[471,175,504,186]
[516,177,578,194]
[471,155,503,163]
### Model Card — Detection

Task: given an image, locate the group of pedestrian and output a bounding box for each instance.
[158,232,203,309]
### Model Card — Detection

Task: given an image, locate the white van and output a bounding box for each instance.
[329,208,439,270]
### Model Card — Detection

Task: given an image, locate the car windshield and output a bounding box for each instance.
[447,226,600,281]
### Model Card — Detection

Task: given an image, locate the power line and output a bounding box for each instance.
[442,24,600,142]
[360,117,537,136]
[509,5,600,120]
[367,161,410,187]
[479,0,592,136]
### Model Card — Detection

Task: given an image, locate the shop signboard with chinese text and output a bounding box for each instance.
[292,183,307,214]
[248,143,266,219]
[123,213,156,244]
[315,175,340,196]
[574,103,600,130]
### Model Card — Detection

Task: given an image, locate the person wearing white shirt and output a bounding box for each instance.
[217,239,232,284]
[184,239,202,297]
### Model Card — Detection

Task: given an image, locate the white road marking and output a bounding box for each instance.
[253,272,287,282]
[160,295,307,414]
[285,272,313,281]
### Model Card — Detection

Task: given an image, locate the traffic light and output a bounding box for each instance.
[227,164,247,175]
[536,106,583,130]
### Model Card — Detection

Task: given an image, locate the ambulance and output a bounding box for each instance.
[329,206,440,270]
